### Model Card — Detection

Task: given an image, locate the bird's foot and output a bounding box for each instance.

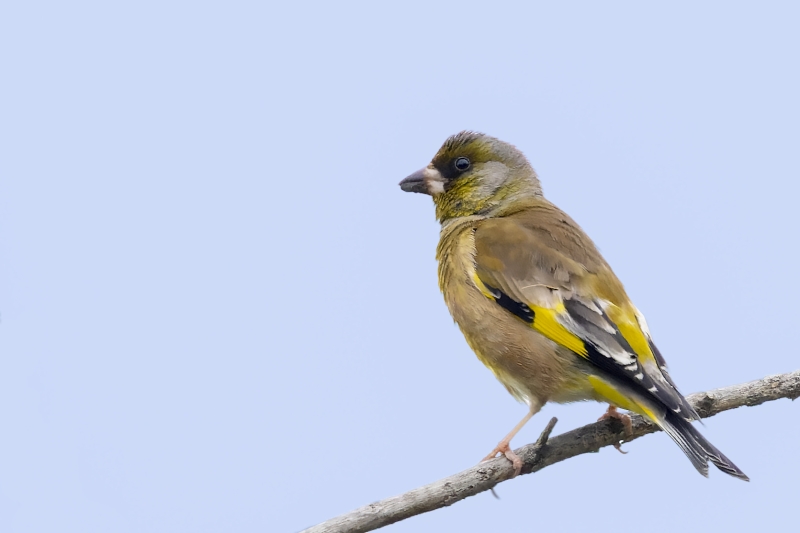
[481,441,523,477]
[598,405,633,454]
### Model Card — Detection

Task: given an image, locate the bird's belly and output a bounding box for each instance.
[454,294,594,406]
[455,298,626,408]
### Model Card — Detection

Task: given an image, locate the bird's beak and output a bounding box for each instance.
[399,166,445,196]
[399,168,427,194]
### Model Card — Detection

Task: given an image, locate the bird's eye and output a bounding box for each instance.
[454,157,471,171]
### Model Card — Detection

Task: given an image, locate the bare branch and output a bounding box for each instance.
[302,370,800,533]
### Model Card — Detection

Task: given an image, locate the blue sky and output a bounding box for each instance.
[1,2,798,532]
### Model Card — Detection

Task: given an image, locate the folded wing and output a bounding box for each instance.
[473,212,698,422]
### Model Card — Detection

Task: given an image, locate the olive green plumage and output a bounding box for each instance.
[400,131,747,480]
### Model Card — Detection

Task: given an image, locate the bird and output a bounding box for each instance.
[398,131,748,480]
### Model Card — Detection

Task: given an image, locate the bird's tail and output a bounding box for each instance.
[659,410,749,481]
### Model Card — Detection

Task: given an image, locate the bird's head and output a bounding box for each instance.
[399,131,541,222]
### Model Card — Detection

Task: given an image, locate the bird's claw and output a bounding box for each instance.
[482,442,523,477]
[598,405,633,454]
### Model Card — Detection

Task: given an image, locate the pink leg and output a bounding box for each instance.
[598,405,633,453]
[481,402,542,477]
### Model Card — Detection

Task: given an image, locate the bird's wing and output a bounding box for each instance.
[473,209,699,422]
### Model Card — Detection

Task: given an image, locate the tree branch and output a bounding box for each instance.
[302,370,800,533]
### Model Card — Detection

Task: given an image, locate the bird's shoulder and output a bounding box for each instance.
[480,197,606,270]
[473,197,630,301]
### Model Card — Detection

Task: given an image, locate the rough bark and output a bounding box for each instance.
[302,370,800,533]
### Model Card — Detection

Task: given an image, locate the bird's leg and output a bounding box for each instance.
[598,405,633,454]
[481,403,542,477]
[481,412,531,476]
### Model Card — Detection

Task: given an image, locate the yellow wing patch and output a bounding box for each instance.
[472,272,498,300]
[604,304,655,364]
[529,304,588,356]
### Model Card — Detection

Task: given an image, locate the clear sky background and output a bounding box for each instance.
[1,2,798,532]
